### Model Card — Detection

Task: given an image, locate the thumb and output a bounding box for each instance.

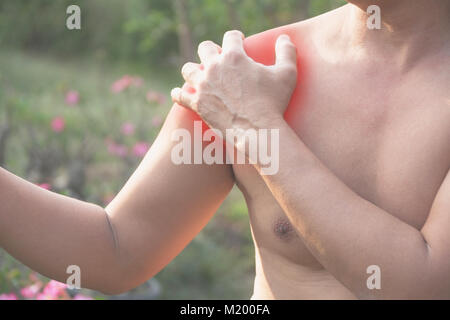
[275,34,297,71]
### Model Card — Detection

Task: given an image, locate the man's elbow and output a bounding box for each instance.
[94,255,162,296]
[405,259,450,299]
[97,283,134,296]
[94,268,152,296]
[96,274,135,296]
[355,272,450,300]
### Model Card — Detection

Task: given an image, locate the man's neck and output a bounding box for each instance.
[343,0,450,70]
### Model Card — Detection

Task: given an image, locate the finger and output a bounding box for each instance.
[198,40,221,65]
[275,34,297,70]
[222,30,245,54]
[182,82,196,94]
[171,87,196,110]
[181,62,203,85]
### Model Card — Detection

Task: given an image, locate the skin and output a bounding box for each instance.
[172,0,450,299]
[0,108,234,294]
[0,0,449,299]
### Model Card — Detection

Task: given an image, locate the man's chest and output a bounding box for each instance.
[283,67,450,228]
[235,68,449,231]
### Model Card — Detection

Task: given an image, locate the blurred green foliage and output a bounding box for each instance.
[0,0,345,65]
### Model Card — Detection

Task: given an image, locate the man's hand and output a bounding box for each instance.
[171,30,298,137]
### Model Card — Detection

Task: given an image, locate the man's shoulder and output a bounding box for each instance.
[243,19,311,65]
[243,5,347,65]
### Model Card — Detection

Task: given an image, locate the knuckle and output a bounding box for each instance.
[278,65,297,83]
[197,81,208,93]
[284,43,297,54]
[198,40,214,51]
[223,49,244,62]
[225,30,242,38]
[282,39,296,49]
[189,93,199,108]
[182,63,199,81]
[181,62,191,75]
[281,63,297,75]
[205,61,219,76]
[277,39,296,54]
[194,95,205,111]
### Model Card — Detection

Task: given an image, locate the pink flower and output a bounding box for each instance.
[29,272,42,283]
[151,115,163,127]
[111,75,143,93]
[106,139,128,158]
[65,90,79,106]
[121,122,135,136]
[38,183,52,190]
[20,283,42,299]
[132,142,150,158]
[73,294,94,300]
[111,75,132,93]
[51,117,65,133]
[132,77,144,88]
[36,293,51,300]
[146,91,166,105]
[42,280,68,300]
[0,293,18,300]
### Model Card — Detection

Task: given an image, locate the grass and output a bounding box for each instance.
[0,49,254,299]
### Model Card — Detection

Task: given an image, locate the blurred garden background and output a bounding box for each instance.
[0,0,345,300]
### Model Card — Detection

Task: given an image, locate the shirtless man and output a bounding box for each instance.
[1,0,449,299]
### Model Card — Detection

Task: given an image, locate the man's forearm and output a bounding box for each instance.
[0,167,122,294]
[255,119,432,299]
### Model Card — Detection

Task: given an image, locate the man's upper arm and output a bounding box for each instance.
[421,168,450,296]
[106,104,234,287]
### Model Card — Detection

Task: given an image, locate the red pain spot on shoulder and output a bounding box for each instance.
[244,27,308,122]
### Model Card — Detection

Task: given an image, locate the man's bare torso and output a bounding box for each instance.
[232,5,450,299]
